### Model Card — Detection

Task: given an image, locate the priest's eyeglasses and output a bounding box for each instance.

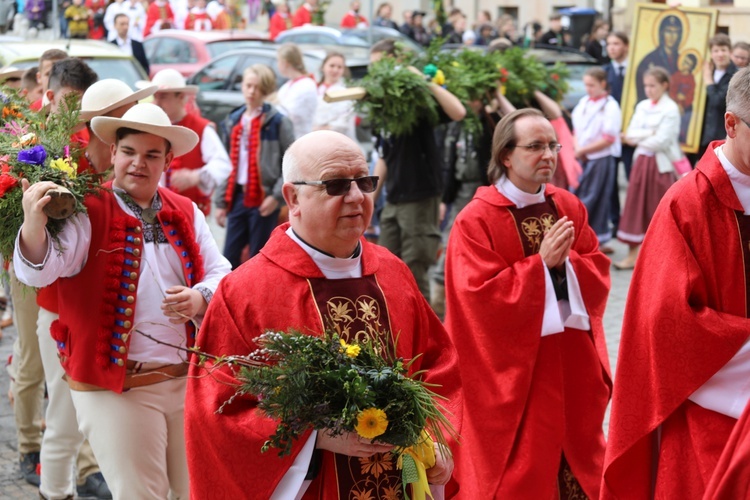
[512,142,563,154]
[292,176,379,196]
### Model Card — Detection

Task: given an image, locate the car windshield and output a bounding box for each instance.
[83,59,145,89]
[207,40,266,58]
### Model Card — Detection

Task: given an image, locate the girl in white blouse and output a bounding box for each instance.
[313,51,357,141]
[616,66,688,269]
[276,43,318,139]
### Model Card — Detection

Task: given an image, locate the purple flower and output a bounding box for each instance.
[17,145,47,166]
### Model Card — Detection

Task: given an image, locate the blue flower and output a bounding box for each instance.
[17,145,47,166]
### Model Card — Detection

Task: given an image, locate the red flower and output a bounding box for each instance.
[551,73,560,81]
[0,174,18,198]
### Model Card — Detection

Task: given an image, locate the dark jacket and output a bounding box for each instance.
[441,112,493,204]
[701,63,738,147]
[215,102,295,208]
[112,38,150,76]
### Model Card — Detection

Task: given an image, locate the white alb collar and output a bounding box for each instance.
[495,175,546,209]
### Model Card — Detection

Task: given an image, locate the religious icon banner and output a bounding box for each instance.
[623,4,718,154]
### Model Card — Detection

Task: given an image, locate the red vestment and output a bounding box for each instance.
[602,141,750,499]
[185,225,463,498]
[340,11,367,28]
[445,184,612,499]
[292,5,312,27]
[704,401,750,499]
[269,12,291,40]
[144,1,174,37]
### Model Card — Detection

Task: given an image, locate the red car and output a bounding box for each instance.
[143,30,270,78]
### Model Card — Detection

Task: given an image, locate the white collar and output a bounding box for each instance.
[716,144,750,215]
[286,227,362,279]
[116,36,130,45]
[495,175,546,209]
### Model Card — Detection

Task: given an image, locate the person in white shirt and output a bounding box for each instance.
[571,67,622,249]
[104,0,146,41]
[111,13,150,75]
[313,51,356,141]
[276,43,318,139]
[616,66,686,269]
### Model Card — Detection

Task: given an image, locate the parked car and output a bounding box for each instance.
[0,39,148,89]
[275,25,423,54]
[187,45,368,130]
[143,29,269,78]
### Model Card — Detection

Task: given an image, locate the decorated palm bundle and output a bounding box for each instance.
[0,91,104,262]
[496,47,570,108]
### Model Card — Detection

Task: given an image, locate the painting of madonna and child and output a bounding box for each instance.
[622,4,719,154]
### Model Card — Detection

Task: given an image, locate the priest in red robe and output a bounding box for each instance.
[185,130,462,499]
[445,108,612,499]
[292,0,315,27]
[603,67,750,499]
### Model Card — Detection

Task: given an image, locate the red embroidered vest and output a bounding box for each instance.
[166,112,212,215]
[52,185,205,393]
[225,113,264,208]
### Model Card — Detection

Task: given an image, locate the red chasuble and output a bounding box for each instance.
[704,400,750,499]
[602,141,750,499]
[445,184,612,499]
[185,224,462,499]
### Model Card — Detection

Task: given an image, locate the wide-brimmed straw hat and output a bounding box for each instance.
[80,79,157,121]
[136,68,199,94]
[91,103,199,157]
[0,66,24,83]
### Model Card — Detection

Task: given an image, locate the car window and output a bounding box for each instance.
[193,54,243,91]
[206,40,265,58]
[143,38,159,61]
[149,38,197,64]
[289,33,334,45]
[84,58,145,89]
[230,55,276,91]
[338,34,369,48]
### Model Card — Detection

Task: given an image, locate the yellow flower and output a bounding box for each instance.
[451,61,460,67]
[345,344,361,358]
[432,69,445,86]
[50,158,77,179]
[339,338,361,358]
[355,408,388,439]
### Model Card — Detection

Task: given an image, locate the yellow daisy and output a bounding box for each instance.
[355,408,388,440]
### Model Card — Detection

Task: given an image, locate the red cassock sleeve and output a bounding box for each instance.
[185,233,463,498]
[444,188,610,498]
[602,165,750,499]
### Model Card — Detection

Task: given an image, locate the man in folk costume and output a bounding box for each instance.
[184,0,212,31]
[292,0,315,27]
[185,131,463,499]
[602,66,750,499]
[149,68,231,215]
[144,0,174,36]
[445,109,612,499]
[14,103,231,498]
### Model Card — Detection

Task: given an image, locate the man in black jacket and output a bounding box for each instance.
[111,13,150,75]
[698,33,738,159]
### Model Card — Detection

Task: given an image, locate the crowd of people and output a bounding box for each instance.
[3,2,750,498]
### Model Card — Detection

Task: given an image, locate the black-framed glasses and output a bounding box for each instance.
[511,142,563,154]
[292,176,379,196]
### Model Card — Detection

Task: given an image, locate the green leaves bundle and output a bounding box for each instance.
[355,57,438,137]
[237,330,455,458]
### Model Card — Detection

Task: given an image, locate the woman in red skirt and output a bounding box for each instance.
[616,67,686,269]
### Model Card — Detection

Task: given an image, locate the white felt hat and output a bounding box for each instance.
[136,68,198,94]
[0,66,25,83]
[91,103,199,157]
[80,79,157,121]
